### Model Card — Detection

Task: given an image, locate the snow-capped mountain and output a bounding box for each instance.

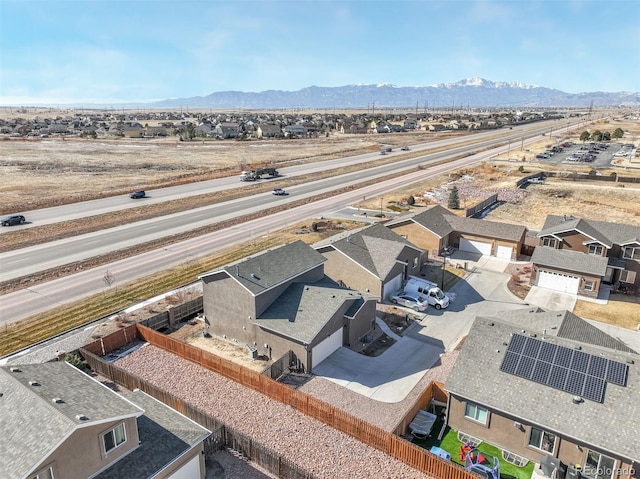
[151,78,638,109]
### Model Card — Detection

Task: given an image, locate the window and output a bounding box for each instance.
[542,238,557,248]
[622,247,640,260]
[464,402,488,424]
[587,244,604,255]
[583,450,616,479]
[30,467,54,479]
[103,423,126,453]
[620,270,637,284]
[413,257,418,268]
[528,427,556,453]
[583,280,595,291]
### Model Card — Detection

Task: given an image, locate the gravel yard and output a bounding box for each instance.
[115,344,435,479]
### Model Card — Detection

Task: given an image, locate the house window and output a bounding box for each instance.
[583,450,616,479]
[583,280,595,291]
[464,402,488,424]
[587,244,604,256]
[103,423,126,453]
[620,270,637,284]
[528,427,556,453]
[622,247,640,260]
[542,238,557,248]
[30,467,54,479]
[413,257,419,268]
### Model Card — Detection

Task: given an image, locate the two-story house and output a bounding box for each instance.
[532,215,640,297]
[199,240,378,372]
[445,309,639,479]
[0,362,210,479]
[313,223,425,300]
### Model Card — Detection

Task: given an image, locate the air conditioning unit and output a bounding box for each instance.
[248,347,258,359]
[566,465,581,479]
[541,455,566,479]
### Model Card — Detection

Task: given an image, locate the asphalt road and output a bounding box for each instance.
[0,119,585,325]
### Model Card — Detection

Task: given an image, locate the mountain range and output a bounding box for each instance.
[151,78,639,110]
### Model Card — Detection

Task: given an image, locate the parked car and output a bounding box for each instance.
[528,177,546,184]
[390,293,429,312]
[272,188,288,196]
[1,214,26,226]
[129,190,146,199]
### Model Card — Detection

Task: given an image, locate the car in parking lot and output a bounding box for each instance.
[272,188,288,196]
[1,214,26,226]
[129,190,146,199]
[390,293,429,311]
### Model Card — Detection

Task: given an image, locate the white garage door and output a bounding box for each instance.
[167,454,201,479]
[460,238,492,256]
[383,274,403,299]
[537,270,580,294]
[496,245,513,260]
[312,328,343,369]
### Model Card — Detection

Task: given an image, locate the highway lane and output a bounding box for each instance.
[0,119,570,230]
[1,145,507,325]
[0,122,571,283]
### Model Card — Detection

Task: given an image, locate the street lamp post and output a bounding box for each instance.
[380,197,383,218]
[440,248,450,290]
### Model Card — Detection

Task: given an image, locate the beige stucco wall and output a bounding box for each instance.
[319,248,382,297]
[387,223,443,258]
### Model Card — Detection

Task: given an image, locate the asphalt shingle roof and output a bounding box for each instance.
[0,362,143,479]
[254,277,376,344]
[95,390,210,479]
[201,241,326,295]
[445,311,640,461]
[531,246,609,275]
[540,215,640,248]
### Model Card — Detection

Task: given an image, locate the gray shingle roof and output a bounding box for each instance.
[201,241,326,295]
[254,277,376,344]
[540,215,640,248]
[398,205,455,238]
[0,362,143,479]
[445,312,640,461]
[531,246,609,275]
[315,223,422,280]
[95,390,210,479]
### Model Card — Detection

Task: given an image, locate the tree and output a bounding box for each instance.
[591,130,603,142]
[579,131,590,143]
[406,195,415,206]
[448,186,460,209]
[602,131,611,141]
[612,128,624,139]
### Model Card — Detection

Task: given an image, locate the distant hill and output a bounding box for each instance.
[151,78,639,109]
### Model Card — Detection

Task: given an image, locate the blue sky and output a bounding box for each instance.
[1,0,638,105]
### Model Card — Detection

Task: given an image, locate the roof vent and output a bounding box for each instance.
[627,359,635,365]
[488,322,494,326]
[10,367,21,373]
[76,414,89,421]
[529,333,536,337]
[574,345,582,350]
[0,392,3,398]
[331,294,335,298]
[29,381,40,387]
[52,397,64,404]
[572,396,583,404]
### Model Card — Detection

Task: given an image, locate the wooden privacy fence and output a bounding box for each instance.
[393,381,449,436]
[83,323,474,479]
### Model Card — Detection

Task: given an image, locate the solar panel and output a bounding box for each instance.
[499,334,627,403]
[507,334,526,354]
[523,337,542,358]
[606,360,628,386]
[588,356,608,379]
[582,375,605,403]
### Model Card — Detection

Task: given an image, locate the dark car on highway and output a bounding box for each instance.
[130,190,146,199]
[1,214,26,226]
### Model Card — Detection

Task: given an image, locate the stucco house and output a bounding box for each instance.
[445,309,639,479]
[214,122,239,139]
[386,205,526,260]
[0,362,210,479]
[532,215,640,297]
[314,223,425,300]
[199,241,378,372]
[256,122,282,138]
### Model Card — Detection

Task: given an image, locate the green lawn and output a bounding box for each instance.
[412,426,535,479]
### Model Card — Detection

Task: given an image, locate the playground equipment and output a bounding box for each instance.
[460,445,500,479]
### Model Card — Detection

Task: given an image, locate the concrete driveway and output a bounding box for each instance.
[312,257,532,402]
[524,285,577,311]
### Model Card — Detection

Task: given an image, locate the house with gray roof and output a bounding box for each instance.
[199,241,378,372]
[386,205,526,260]
[445,309,639,479]
[534,215,640,297]
[0,362,209,479]
[314,222,425,300]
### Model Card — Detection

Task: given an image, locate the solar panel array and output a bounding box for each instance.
[499,333,628,403]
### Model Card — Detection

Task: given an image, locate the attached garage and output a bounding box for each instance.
[460,238,492,256]
[382,274,403,299]
[311,328,343,369]
[537,270,580,294]
[496,245,513,260]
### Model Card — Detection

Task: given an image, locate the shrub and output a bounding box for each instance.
[407,195,415,206]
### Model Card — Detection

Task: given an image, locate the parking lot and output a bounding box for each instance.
[531,141,636,168]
